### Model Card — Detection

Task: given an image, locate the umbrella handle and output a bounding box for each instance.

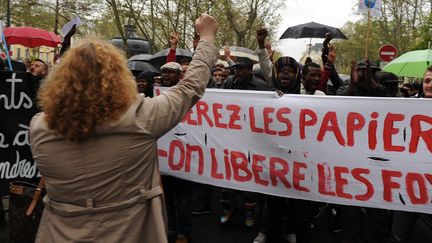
[1,32,13,71]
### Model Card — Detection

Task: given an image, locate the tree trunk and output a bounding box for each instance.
[54,0,59,35]
[107,0,127,52]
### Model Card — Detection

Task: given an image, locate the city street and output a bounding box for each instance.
[191,187,432,243]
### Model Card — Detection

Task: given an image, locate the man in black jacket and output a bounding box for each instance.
[222,57,271,91]
[337,59,390,243]
[337,59,390,97]
[220,56,271,228]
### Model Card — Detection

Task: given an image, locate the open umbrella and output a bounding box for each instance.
[149,48,192,70]
[128,54,153,62]
[382,49,432,78]
[280,22,348,40]
[127,61,160,77]
[219,46,259,63]
[4,26,62,48]
[280,22,347,55]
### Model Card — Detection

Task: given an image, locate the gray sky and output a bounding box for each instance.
[274,0,362,60]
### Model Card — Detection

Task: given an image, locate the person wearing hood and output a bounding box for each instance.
[272,56,301,95]
[254,56,305,243]
[136,71,155,97]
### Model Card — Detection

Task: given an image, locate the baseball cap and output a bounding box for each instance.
[233,57,253,69]
[377,72,399,83]
[356,59,381,71]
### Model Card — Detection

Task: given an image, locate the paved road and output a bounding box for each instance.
[191,186,432,243]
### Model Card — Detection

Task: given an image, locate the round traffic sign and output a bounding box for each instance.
[379,44,397,62]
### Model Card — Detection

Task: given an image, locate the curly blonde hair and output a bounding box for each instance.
[38,38,137,141]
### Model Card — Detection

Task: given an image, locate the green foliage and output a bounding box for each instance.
[0,0,104,35]
[1,0,283,54]
[334,0,432,74]
[4,0,431,65]
[414,12,432,50]
[105,0,284,52]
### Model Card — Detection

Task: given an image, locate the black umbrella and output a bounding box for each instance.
[127,61,160,77]
[128,54,153,62]
[280,22,347,56]
[149,48,192,70]
[280,22,348,40]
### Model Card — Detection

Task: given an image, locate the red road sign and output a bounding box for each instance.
[379,44,397,62]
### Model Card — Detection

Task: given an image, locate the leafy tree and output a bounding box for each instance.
[414,12,432,49]
[333,0,432,74]
[104,0,284,53]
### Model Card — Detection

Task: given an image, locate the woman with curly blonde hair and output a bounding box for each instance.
[29,14,219,243]
[38,38,137,141]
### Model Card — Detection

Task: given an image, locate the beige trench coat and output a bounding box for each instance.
[29,40,218,243]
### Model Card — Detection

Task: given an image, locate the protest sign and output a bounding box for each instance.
[0,71,40,196]
[157,88,432,214]
[61,16,81,37]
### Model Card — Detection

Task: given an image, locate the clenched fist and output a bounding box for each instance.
[195,13,218,42]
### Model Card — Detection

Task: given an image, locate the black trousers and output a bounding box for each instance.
[264,196,316,243]
[162,176,193,239]
[340,206,390,243]
[386,211,423,243]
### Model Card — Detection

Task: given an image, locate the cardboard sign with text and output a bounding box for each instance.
[0,71,40,196]
[157,88,432,214]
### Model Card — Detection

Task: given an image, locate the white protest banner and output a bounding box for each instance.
[156,87,432,214]
[358,0,382,17]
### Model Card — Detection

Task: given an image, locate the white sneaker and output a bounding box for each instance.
[253,232,266,243]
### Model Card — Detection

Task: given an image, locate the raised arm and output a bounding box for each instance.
[255,28,273,84]
[166,32,179,63]
[60,25,76,56]
[137,14,219,137]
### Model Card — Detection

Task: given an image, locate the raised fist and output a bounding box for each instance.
[195,13,218,42]
[256,28,268,48]
[326,46,337,64]
[170,32,179,47]
[256,28,268,41]
[223,46,232,61]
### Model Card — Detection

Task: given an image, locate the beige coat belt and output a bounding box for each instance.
[44,186,163,216]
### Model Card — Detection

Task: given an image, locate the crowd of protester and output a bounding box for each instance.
[127,25,429,243]
[1,13,431,243]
